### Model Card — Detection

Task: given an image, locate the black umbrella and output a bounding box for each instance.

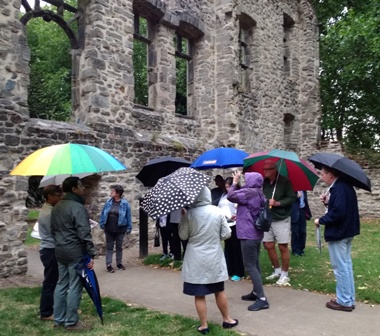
[141,167,211,219]
[136,156,191,187]
[308,153,371,192]
[75,255,103,325]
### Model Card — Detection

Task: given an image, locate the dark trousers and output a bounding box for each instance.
[241,239,265,298]
[291,207,307,255]
[105,231,126,265]
[39,248,59,317]
[159,226,173,255]
[224,225,245,277]
[171,223,187,260]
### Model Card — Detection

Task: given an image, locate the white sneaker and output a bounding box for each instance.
[276,275,290,286]
[266,272,281,280]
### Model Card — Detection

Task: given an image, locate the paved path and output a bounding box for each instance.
[26,248,380,336]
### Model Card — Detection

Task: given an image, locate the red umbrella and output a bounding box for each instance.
[243,149,319,191]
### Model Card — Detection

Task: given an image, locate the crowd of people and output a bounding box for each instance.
[36,158,361,332]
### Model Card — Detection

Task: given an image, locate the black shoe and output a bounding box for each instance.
[241,291,257,301]
[197,326,209,334]
[222,319,238,329]
[107,264,115,273]
[117,263,125,270]
[248,298,269,311]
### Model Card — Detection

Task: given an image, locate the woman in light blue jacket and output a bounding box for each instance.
[99,185,132,273]
[179,187,238,334]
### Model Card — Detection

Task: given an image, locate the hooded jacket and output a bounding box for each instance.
[51,192,95,264]
[179,187,231,284]
[227,172,265,240]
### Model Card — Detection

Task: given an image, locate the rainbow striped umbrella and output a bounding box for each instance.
[244,149,319,191]
[10,143,126,176]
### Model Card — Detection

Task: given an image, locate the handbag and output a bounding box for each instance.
[154,228,160,247]
[255,200,272,232]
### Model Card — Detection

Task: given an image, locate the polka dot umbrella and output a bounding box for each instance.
[141,167,211,220]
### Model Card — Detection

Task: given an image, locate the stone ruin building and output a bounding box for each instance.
[0,0,375,278]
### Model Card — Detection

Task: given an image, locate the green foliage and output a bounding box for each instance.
[25,4,76,121]
[312,1,380,153]
[133,39,148,106]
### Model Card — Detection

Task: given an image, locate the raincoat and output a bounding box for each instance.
[227,172,265,240]
[179,187,231,284]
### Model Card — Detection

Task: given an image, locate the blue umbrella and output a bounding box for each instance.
[75,255,103,325]
[190,147,249,170]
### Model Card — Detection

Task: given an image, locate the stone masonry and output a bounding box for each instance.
[0,0,377,278]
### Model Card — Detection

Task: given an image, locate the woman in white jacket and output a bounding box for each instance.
[179,187,238,334]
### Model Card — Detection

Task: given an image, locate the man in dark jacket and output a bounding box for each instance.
[51,177,95,330]
[315,166,360,312]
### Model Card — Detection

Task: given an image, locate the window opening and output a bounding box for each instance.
[283,14,295,77]
[239,26,251,92]
[174,34,192,116]
[20,0,79,121]
[133,15,151,106]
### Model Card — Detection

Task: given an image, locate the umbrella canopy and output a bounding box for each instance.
[136,156,191,187]
[308,152,371,192]
[190,147,249,170]
[10,143,126,176]
[141,167,210,219]
[244,149,319,191]
[39,172,93,187]
[75,254,103,325]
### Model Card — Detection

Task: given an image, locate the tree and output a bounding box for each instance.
[312,1,380,153]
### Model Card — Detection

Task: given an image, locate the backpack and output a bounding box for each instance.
[246,189,272,232]
[255,199,272,232]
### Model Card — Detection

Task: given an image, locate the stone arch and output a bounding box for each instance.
[20,9,79,50]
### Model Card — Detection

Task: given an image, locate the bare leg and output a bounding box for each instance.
[215,291,236,324]
[278,243,290,272]
[264,242,280,268]
[194,296,208,329]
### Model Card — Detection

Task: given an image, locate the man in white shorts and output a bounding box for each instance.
[262,160,296,286]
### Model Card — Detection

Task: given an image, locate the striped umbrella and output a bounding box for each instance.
[10,143,126,176]
[243,149,319,191]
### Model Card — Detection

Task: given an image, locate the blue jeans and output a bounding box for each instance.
[328,238,355,307]
[54,260,84,326]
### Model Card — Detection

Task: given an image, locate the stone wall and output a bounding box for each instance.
[2,0,373,279]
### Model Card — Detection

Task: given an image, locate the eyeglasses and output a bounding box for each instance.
[263,168,275,171]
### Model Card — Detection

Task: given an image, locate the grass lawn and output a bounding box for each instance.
[0,287,240,336]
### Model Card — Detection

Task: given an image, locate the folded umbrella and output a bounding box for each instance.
[190,147,249,170]
[10,143,126,176]
[316,226,322,255]
[308,152,371,192]
[141,167,210,219]
[136,156,191,187]
[75,254,103,325]
[244,149,319,191]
